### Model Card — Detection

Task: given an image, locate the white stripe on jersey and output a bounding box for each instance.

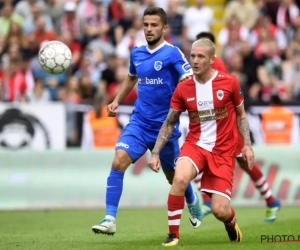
[195,71,218,152]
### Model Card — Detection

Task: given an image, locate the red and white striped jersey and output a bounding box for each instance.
[171,70,244,156]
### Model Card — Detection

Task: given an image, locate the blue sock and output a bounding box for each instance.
[185,183,196,204]
[105,169,124,220]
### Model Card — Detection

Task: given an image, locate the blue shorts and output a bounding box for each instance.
[115,123,180,172]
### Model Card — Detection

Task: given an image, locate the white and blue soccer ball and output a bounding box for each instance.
[38,41,72,75]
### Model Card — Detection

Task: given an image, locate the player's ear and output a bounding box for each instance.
[210,55,215,65]
[163,24,168,33]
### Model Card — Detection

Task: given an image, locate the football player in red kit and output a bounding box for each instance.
[149,38,252,246]
[194,32,281,222]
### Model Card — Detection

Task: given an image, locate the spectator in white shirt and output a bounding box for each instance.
[183,0,213,50]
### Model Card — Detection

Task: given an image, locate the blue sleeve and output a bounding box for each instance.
[172,47,193,77]
[128,50,137,76]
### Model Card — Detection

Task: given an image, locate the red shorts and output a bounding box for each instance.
[179,142,235,200]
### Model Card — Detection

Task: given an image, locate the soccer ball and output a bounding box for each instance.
[38,41,72,74]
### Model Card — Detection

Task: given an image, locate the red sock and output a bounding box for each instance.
[244,164,275,205]
[224,207,236,231]
[168,194,184,239]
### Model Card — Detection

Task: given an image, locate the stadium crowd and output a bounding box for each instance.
[0,0,299,147]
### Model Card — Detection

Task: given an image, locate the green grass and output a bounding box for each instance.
[0,207,300,250]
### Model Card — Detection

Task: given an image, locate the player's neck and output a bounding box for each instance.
[195,69,217,84]
[147,39,165,50]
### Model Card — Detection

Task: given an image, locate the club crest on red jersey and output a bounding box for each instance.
[154,61,162,71]
[217,90,224,100]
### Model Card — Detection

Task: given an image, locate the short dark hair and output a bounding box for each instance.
[143,7,167,25]
[196,32,215,44]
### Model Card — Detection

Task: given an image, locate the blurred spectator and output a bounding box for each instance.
[167,0,184,49]
[23,3,53,35]
[84,0,110,43]
[224,0,257,29]
[44,0,64,36]
[282,49,300,100]
[0,59,26,102]
[6,21,24,47]
[78,73,97,105]
[115,16,146,59]
[27,77,51,103]
[60,1,85,40]
[218,15,249,52]
[276,0,300,37]
[77,0,98,20]
[81,91,121,149]
[0,3,23,36]
[21,33,40,60]
[108,0,126,24]
[249,14,287,53]
[20,55,35,95]
[2,43,21,71]
[183,0,213,50]
[240,41,263,101]
[229,53,253,101]
[14,0,45,20]
[100,53,117,93]
[257,40,286,101]
[286,27,300,59]
[75,49,104,87]
[31,17,57,46]
[113,3,135,45]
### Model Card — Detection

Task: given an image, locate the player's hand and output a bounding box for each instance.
[107,101,119,117]
[179,74,192,82]
[242,145,254,170]
[148,152,161,173]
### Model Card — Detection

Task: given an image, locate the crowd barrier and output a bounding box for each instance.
[0,146,299,210]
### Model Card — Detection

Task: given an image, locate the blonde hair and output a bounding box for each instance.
[192,38,215,56]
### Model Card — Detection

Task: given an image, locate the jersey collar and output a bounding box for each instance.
[193,70,218,84]
[146,41,167,54]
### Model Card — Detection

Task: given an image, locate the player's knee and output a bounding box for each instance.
[211,202,230,220]
[111,151,132,172]
[173,175,189,191]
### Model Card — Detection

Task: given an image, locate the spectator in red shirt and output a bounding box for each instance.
[32,17,57,46]
[0,60,26,102]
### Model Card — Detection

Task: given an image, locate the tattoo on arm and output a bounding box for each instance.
[152,108,181,155]
[237,117,252,147]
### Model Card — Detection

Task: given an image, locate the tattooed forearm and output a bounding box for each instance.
[152,109,181,155]
[237,117,252,147]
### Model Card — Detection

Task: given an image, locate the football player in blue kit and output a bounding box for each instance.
[92,7,203,235]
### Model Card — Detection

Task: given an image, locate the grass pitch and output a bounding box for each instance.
[0,207,299,250]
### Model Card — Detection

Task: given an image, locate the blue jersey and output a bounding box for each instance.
[128,41,192,131]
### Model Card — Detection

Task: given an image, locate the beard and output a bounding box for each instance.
[146,33,163,46]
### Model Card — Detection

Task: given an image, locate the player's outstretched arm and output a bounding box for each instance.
[107,74,138,117]
[152,108,181,155]
[235,104,254,170]
[148,108,182,173]
[114,74,138,104]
